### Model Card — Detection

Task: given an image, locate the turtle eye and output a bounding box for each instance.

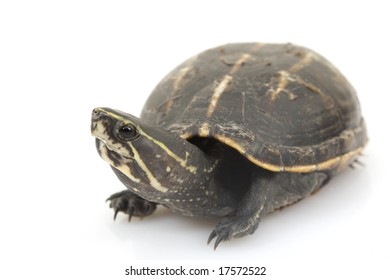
[117,124,139,141]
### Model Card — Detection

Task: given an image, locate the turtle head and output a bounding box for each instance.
[91,107,214,205]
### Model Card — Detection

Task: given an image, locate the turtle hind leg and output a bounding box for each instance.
[106,190,157,221]
[208,170,329,249]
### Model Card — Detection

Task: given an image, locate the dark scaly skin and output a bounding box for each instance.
[105,144,329,249]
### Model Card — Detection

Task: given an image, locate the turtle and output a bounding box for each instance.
[91,42,367,249]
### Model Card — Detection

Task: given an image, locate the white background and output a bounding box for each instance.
[1,0,389,279]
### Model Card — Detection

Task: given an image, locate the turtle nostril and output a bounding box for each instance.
[92,108,101,120]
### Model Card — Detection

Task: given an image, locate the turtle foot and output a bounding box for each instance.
[106,190,157,221]
[208,214,260,250]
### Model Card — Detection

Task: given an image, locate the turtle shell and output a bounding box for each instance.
[141,43,367,173]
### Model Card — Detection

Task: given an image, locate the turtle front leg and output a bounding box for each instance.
[208,171,329,249]
[208,177,272,249]
[106,190,157,221]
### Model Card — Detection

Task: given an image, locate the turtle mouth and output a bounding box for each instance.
[95,138,135,161]
[95,137,110,152]
[96,138,106,151]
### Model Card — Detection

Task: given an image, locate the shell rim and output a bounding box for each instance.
[179,132,367,173]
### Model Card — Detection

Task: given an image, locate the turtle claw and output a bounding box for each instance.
[114,208,120,220]
[207,227,231,250]
[127,207,134,222]
[207,230,217,245]
[208,215,261,249]
[106,190,157,221]
[214,235,224,250]
[207,229,225,250]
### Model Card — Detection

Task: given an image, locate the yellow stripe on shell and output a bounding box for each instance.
[289,52,315,73]
[206,52,254,118]
[186,133,366,173]
[199,123,210,137]
[165,66,192,112]
[206,74,233,117]
[269,70,290,101]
